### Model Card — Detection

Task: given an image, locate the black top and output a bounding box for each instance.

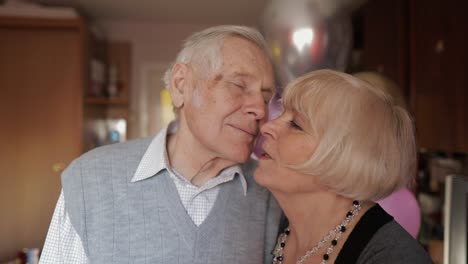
[277,204,432,264]
[335,204,393,263]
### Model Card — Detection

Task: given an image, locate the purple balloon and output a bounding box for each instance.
[260,0,353,88]
[378,187,421,238]
[253,94,283,158]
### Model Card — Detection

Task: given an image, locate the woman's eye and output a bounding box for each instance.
[290,120,302,130]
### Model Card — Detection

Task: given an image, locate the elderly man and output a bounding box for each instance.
[40,25,282,264]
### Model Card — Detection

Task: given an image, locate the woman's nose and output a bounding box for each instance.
[260,118,278,139]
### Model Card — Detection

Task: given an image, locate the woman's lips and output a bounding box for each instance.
[258,152,273,160]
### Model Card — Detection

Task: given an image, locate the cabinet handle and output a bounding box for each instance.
[435,40,445,54]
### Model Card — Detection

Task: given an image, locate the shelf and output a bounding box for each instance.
[85,97,128,106]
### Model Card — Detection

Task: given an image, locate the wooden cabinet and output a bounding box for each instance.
[0,17,85,260]
[0,16,131,261]
[357,0,468,152]
[359,0,409,95]
[410,0,468,152]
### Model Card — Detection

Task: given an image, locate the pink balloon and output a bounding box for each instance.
[377,187,421,238]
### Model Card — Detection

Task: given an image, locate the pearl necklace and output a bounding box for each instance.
[272,201,361,264]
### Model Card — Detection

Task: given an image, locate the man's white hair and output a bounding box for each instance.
[162,25,272,88]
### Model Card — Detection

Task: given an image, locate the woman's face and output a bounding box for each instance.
[254,109,320,193]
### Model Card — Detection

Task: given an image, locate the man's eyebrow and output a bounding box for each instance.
[230,72,251,78]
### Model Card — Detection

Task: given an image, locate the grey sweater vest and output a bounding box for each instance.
[62,138,282,264]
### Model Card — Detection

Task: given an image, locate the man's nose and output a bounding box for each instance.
[244,92,267,120]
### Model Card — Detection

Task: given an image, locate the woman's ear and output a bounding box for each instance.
[168,63,190,108]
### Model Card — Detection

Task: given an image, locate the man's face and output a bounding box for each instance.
[181,37,275,163]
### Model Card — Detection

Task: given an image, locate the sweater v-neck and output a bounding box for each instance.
[159,171,236,249]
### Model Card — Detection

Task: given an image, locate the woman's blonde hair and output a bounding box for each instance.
[353,71,407,109]
[282,69,416,201]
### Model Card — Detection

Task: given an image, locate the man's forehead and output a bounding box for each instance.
[218,39,275,91]
[222,37,271,67]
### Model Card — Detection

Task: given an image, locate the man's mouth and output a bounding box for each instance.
[230,125,257,137]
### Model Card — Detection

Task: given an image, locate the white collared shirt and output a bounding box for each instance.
[39,123,247,264]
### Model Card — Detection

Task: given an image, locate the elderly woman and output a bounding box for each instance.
[255,70,432,264]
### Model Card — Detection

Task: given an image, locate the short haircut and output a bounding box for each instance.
[353,71,408,110]
[282,69,417,201]
[162,25,272,89]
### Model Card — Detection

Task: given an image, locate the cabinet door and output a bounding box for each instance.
[0,25,83,259]
[361,0,409,92]
[411,0,468,152]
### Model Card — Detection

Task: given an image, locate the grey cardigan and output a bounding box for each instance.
[61,137,282,264]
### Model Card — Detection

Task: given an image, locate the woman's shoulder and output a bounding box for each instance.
[357,220,433,264]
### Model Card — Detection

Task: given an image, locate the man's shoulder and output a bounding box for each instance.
[63,137,154,183]
[79,137,154,163]
[74,137,153,168]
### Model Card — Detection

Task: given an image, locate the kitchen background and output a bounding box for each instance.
[1,0,467,263]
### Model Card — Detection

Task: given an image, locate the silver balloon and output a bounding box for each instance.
[260,0,355,89]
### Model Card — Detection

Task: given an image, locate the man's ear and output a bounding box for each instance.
[168,63,190,108]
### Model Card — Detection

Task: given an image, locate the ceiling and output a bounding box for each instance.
[35,0,269,25]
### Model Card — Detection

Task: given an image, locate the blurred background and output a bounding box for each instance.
[0,0,467,263]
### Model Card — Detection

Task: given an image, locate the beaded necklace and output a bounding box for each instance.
[272,201,361,264]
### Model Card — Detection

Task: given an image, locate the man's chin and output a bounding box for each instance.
[229,154,250,164]
[225,148,252,164]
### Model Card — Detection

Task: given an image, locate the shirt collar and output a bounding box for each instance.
[130,121,248,195]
